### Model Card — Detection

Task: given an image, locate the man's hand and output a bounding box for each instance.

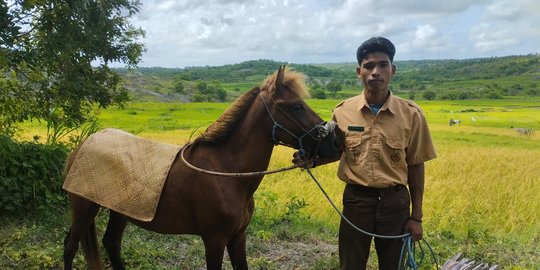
[292,151,316,169]
[404,219,423,241]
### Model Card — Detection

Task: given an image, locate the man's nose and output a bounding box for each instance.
[371,66,381,77]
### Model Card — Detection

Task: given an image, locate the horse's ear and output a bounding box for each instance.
[274,65,285,91]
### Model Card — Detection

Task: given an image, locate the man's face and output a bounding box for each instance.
[356,52,396,94]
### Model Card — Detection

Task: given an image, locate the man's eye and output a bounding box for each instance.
[363,63,375,69]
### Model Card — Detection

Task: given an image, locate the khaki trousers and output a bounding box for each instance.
[339,184,410,270]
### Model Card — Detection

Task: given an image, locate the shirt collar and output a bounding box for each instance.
[357,90,397,114]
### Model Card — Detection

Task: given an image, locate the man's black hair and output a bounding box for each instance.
[356,37,396,64]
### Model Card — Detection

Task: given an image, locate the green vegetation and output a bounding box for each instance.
[0,135,68,215]
[114,55,539,104]
[0,0,144,141]
[2,97,539,269]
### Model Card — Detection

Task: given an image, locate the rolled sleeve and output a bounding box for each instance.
[406,110,437,165]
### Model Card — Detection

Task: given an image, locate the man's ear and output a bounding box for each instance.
[356,66,362,78]
[391,64,396,76]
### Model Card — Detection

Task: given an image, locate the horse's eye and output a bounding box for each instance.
[292,104,304,111]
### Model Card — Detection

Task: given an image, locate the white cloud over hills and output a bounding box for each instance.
[131,0,540,67]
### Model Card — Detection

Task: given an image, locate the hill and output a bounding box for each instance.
[115,55,540,102]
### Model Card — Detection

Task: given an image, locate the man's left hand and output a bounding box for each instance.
[292,151,316,169]
[404,219,423,241]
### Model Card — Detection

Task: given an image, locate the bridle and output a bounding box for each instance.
[180,92,335,177]
[259,93,331,157]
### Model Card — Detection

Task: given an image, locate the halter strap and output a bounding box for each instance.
[259,93,326,156]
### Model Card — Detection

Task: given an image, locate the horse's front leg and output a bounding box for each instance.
[226,231,248,270]
[202,236,227,270]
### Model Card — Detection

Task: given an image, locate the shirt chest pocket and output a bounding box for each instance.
[383,138,407,167]
[344,133,364,164]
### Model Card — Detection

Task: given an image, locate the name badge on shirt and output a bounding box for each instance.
[348,126,364,132]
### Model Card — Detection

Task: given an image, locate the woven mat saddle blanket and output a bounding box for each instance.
[63,128,181,221]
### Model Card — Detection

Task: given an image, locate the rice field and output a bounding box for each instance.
[14,97,540,268]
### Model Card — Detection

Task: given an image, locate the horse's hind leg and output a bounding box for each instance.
[63,194,100,270]
[102,211,128,270]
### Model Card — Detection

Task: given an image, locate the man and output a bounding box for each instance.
[298,37,437,269]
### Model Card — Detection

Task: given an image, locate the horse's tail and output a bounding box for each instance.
[80,221,104,270]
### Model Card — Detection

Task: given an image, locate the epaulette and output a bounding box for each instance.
[406,100,422,112]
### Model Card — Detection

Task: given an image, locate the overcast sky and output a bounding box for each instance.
[131,0,539,68]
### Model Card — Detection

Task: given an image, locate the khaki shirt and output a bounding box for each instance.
[332,91,437,188]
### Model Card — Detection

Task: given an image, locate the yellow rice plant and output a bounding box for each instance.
[425,143,540,237]
[16,118,540,242]
[257,126,540,241]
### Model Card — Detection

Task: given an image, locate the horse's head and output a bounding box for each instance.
[259,66,342,161]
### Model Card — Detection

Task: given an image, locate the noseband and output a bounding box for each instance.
[259,93,334,157]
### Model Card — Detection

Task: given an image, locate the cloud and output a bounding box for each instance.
[467,0,540,54]
[484,0,539,20]
[412,25,445,48]
[470,23,520,52]
[128,0,539,67]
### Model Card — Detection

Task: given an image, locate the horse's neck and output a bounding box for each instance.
[193,110,273,198]
[220,107,275,172]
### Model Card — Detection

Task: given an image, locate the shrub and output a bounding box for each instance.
[423,90,437,100]
[311,88,327,99]
[0,135,69,215]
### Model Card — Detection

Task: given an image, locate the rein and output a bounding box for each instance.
[179,145,312,177]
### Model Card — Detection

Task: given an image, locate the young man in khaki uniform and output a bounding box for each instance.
[301,37,437,269]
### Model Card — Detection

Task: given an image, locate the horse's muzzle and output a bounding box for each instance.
[316,121,343,159]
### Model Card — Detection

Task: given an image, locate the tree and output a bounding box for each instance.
[423,90,437,100]
[0,0,145,142]
[457,91,470,100]
[326,80,342,97]
[174,81,185,94]
[310,85,326,99]
[213,87,227,102]
[197,81,209,94]
[208,83,227,102]
[526,88,538,96]
[408,90,416,100]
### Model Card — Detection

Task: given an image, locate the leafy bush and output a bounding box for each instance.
[0,135,69,215]
[311,88,327,99]
[423,90,437,100]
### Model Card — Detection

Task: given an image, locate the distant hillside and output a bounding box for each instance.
[116,54,539,101]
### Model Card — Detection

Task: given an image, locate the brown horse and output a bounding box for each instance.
[62,66,342,270]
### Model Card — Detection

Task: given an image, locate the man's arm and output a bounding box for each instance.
[405,163,424,241]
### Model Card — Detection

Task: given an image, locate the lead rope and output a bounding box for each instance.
[180,145,313,177]
[303,166,440,270]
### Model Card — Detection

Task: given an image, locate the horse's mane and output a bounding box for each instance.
[193,67,309,145]
[193,87,260,145]
[261,67,310,99]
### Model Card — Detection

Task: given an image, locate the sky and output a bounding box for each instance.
[131,0,540,68]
